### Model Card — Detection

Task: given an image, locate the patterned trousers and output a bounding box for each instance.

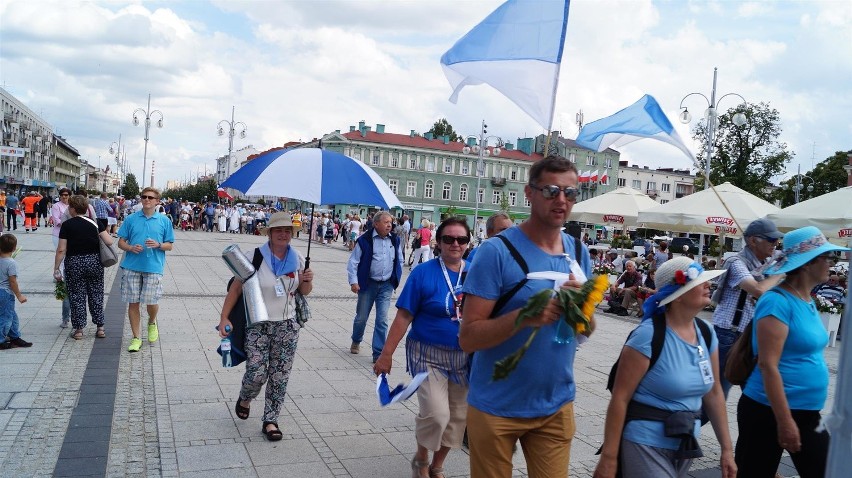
[65,253,105,329]
[239,320,299,423]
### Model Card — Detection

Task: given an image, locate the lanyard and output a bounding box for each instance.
[439,256,464,320]
[270,246,290,277]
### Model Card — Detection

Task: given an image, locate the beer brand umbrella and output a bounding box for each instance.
[568,187,660,228]
[765,186,852,245]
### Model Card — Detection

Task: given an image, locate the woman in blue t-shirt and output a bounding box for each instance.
[736,226,849,478]
[595,257,736,478]
[373,217,471,478]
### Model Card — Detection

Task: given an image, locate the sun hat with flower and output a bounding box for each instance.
[765,226,849,275]
[654,256,725,307]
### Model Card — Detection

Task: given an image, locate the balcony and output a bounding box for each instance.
[491,177,506,187]
[582,181,597,190]
[646,189,658,198]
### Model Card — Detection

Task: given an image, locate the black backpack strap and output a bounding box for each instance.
[491,235,529,317]
[731,289,749,329]
[252,247,264,270]
[649,314,667,369]
[696,318,713,350]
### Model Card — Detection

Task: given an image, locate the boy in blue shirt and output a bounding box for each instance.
[0,234,31,349]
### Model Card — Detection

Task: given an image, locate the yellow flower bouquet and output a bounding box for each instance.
[492,274,609,381]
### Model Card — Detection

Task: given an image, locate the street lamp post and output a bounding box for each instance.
[462,120,502,225]
[109,134,124,194]
[132,94,164,189]
[788,164,814,204]
[679,67,747,254]
[217,106,247,182]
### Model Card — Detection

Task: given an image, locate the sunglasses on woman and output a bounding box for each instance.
[440,235,471,245]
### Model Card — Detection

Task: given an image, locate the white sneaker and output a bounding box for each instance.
[60,320,69,329]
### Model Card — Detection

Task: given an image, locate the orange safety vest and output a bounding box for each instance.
[21,195,42,214]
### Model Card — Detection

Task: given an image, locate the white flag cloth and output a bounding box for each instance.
[440,0,571,131]
[576,95,695,164]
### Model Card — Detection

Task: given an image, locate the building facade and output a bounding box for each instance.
[52,135,81,190]
[1,87,57,194]
[615,161,695,204]
[215,145,258,185]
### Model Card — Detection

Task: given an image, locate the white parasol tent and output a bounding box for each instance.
[637,182,780,237]
[568,187,661,228]
[765,186,852,245]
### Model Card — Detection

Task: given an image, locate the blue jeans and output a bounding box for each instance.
[714,325,742,398]
[0,289,21,340]
[351,280,393,360]
[62,297,71,322]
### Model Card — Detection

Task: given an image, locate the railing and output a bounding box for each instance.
[491,177,506,187]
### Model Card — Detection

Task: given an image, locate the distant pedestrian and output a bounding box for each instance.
[116,187,175,352]
[38,193,50,227]
[347,211,403,362]
[653,241,669,270]
[0,233,31,350]
[21,191,42,232]
[5,192,19,231]
[409,219,433,269]
[94,192,111,232]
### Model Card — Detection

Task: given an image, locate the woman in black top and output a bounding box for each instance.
[52,195,114,340]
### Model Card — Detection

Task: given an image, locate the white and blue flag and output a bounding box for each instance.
[440,0,570,131]
[575,95,695,162]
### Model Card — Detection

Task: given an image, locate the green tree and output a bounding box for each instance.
[499,192,511,214]
[692,102,792,200]
[773,150,851,207]
[428,118,460,142]
[123,173,140,198]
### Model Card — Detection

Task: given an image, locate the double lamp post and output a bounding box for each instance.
[462,120,503,225]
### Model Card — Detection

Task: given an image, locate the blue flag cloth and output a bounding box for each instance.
[440,0,570,131]
[376,372,429,407]
[575,95,696,164]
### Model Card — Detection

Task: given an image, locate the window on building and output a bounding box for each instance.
[425,180,434,198]
[407,181,416,197]
[618,177,626,187]
[461,161,469,175]
[459,183,468,202]
[569,153,576,163]
[442,181,451,200]
[647,181,657,193]
[524,196,531,207]
[409,156,416,169]
[371,153,380,166]
[510,168,518,181]
[508,191,517,206]
[426,158,435,172]
[586,154,596,166]
[492,190,501,205]
[388,179,398,194]
[390,155,399,168]
[631,179,641,189]
[478,188,484,204]
[605,158,612,168]
[354,152,361,161]
[660,199,669,204]
[444,159,452,173]
[661,183,670,193]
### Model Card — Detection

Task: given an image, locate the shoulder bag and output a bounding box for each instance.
[724,321,757,386]
[79,216,119,267]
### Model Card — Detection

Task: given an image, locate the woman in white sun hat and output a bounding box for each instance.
[595,256,736,478]
[734,226,849,478]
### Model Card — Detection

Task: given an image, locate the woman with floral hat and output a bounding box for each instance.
[594,256,736,478]
[735,226,849,478]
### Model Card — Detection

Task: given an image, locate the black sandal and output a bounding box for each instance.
[234,398,250,420]
[262,422,283,441]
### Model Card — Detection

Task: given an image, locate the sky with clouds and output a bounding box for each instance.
[2,0,849,189]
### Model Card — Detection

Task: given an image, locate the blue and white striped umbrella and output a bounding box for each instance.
[221,147,402,209]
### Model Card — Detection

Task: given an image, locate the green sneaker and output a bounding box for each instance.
[147,322,159,343]
[128,337,143,352]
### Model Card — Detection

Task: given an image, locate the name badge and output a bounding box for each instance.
[274,281,286,297]
[698,360,714,385]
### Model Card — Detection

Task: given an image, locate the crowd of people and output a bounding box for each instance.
[0,155,848,478]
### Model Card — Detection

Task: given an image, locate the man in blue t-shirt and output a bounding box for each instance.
[460,155,593,478]
[116,187,175,353]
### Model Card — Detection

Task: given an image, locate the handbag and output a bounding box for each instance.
[411,232,421,250]
[724,321,757,386]
[294,290,311,328]
[80,216,119,267]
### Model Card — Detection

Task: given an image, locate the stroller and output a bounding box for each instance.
[180,212,193,231]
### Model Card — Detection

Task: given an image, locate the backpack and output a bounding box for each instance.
[606,315,713,392]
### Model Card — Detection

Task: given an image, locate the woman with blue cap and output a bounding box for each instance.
[595,256,736,478]
[735,226,848,478]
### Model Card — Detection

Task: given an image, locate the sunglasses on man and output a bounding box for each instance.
[530,184,579,201]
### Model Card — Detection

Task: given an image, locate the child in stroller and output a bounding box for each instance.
[180,211,193,231]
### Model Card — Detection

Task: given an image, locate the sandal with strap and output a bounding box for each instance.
[429,467,446,478]
[411,456,429,478]
[96,327,106,338]
[234,398,250,420]
[70,329,83,340]
[262,421,283,441]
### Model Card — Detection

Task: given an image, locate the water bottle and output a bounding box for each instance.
[221,325,233,368]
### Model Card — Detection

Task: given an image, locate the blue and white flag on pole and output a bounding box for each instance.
[575,95,695,162]
[440,0,570,131]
